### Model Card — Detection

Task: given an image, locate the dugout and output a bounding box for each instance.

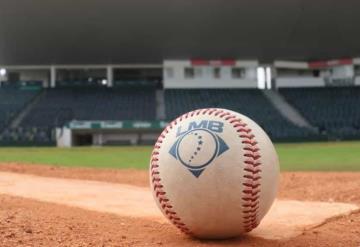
[56,120,166,147]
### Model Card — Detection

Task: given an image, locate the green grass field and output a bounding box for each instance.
[0,141,359,171]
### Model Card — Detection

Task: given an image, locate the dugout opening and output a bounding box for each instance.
[73,133,93,146]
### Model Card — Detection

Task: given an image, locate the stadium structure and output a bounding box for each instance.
[0,0,360,146]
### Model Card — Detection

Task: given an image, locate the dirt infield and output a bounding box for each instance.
[1,163,360,246]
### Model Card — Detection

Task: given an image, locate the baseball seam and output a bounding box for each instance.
[230,116,262,232]
[150,108,261,235]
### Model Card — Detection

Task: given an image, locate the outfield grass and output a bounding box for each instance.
[276,141,360,171]
[0,141,359,171]
[0,146,151,169]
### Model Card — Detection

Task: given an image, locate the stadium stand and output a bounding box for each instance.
[164,89,319,141]
[0,88,39,130]
[113,80,161,88]
[20,87,156,128]
[1,85,359,146]
[1,80,43,89]
[280,87,360,140]
[0,87,156,145]
[0,88,48,146]
[0,126,52,146]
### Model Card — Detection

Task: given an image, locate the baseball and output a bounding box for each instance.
[150,108,279,239]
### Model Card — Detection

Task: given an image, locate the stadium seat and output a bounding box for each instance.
[164,89,319,141]
[0,88,40,131]
[20,87,157,128]
[279,87,360,140]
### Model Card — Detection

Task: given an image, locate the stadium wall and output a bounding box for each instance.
[163,60,258,89]
[275,59,356,88]
[56,121,166,147]
[276,78,325,88]
[355,77,360,86]
[56,128,72,147]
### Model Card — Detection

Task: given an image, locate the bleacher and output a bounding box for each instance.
[164,89,318,141]
[280,87,360,140]
[0,88,49,146]
[20,87,156,128]
[0,127,52,146]
[0,85,359,145]
[0,88,39,130]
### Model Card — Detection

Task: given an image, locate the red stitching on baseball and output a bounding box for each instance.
[220,108,262,232]
[240,134,255,139]
[150,108,261,235]
[150,111,198,235]
[219,112,230,118]
[242,140,258,146]
[244,167,261,173]
[243,182,261,188]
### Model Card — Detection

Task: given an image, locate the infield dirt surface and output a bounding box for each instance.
[0,163,360,247]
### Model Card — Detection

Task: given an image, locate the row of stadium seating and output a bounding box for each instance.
[0,127,53,146]
[165,89,321,141]
[280,87,360,139]
[0,86,359,145]
[0,88,157,145]
[20,88,156,128]
[56,80,160,88]
[0,88,40,130]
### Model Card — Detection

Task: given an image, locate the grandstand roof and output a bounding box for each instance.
[0,0,359,65]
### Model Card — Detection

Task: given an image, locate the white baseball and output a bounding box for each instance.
[150,108,279,239]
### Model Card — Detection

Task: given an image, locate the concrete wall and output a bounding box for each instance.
[355,77,360,86]
[56,128,72,147]
[330,65,354,79]
[163,60,258,89]
[276,77,325,88]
